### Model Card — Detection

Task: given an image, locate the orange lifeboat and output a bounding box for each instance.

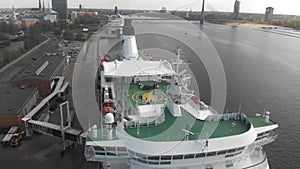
[192,95,201,104]
[102,100,116,115]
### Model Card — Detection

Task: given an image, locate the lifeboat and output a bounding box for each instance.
[100,54,110,68]
[102,100,116,115]
[192,95,201,104]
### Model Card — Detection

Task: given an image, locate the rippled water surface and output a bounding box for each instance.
[199,23,300,169]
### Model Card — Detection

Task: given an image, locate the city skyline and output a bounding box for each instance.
[0,0,300,15]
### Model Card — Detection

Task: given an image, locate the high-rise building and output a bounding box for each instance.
[233,0,240,20]
[265,7,274,23]
[39,0,42,10]
[52,0,67,20]
[12,6,17,20]
[114,6,119,15]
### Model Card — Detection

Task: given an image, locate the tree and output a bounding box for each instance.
[0,33,11,46]
[63,30,74,40]
[0,33,10,41]
[75,33,85,41]
[54,28,62,36]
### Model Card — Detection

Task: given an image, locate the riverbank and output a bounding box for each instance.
[227,22,278,28]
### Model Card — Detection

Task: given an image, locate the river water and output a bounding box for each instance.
[199,23,300,169]
[132,20,300,168]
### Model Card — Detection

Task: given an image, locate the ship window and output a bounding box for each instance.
[128,150,135,156]
[105,147,116,151]
[236,147,245,151]
[106,152,116,156]
[172,154,184,160]
[161,155,171,160]
[205,166,213,169]
[184,154,195,159]
[94,146,105,151]
[217,150,227,155]
[136,152,146,158]
[227,148,236,153]
[137,158,147,164]
[235,151,243,156]
[117,147,127,152]
[225,154,234,158]
[117,152,128,156]
[256,137,263,141]
[95,152,106,155]
[195,153,206,158]
[105,77,112,82]
[148,161,159,165]
[148,156,160,160]
[206,152,217,157]
[226,163,233,168]
[257,133,264,137]
[160,161,171,165]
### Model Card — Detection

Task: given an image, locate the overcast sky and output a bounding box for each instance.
[0,0,299,15]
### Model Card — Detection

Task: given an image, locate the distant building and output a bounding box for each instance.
[233,0,240,20]
[0,43,68,128]
[39,0,42,11]
[265,7,274,23]
[70,11,97,24]
[114,6,119,16]
[0,85,38,128]
[44,10,58,23]
[22,18,39,28]
[52,0,67,20]
[12,6,17,20]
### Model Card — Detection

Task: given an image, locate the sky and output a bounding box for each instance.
[0,0,300,15]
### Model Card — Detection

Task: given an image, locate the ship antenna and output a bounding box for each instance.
[238,104,242,113]
[88,121,91,131]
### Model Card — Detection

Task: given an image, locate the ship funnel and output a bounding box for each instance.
[265,111,270,123]
[114,6,118,15]
[122,19,138,59]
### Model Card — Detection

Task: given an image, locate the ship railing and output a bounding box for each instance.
[186,99,200,110]
[205,113,249,124]
[256,130,278,146]
[87,127,119,141]
[123,112,165,128]
[185,99,219,114]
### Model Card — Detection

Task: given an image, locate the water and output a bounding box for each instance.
[132,20,300,168]
[199,23,300,169]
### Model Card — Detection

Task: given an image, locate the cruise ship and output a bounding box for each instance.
[84,18,279,169]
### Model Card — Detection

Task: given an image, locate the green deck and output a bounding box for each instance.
[248,117,276,128]
[125,108,250,141]
[129,81,169,106]
[107,51,121,61]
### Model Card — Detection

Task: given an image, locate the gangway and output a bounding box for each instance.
[22,77,86,149]
[24,76,66,119]
[26,120,85,145]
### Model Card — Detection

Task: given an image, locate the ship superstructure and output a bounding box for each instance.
[85,19,278,169]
